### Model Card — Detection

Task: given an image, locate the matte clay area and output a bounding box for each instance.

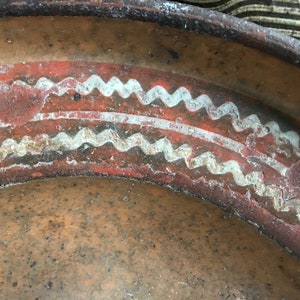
[0,177,299,299]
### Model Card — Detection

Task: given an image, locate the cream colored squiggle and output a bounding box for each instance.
[32,111,288,176]
[0,127,298,218]
[10,75,300,156]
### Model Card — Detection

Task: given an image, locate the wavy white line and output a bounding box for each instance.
[0,127,298,217]
[8,75,300,156]
[32,111,288,176]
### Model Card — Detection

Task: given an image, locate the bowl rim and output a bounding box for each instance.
[0,0,299,66]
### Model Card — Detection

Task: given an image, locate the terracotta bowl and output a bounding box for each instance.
[0,0,299,255]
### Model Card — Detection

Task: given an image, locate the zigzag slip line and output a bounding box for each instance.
[0,127,298,218]
[32,111,288,176]
[9,75,300,156]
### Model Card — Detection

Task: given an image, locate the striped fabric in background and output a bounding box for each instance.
[177,0,300,38]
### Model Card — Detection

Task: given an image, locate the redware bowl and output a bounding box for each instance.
[0,0,299,255]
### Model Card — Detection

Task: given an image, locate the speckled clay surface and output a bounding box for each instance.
[0,16,299,254]
[0,5,299,296]
[0,177,299,299]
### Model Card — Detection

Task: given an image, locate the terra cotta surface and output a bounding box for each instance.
[0,15,299,254]
[0,0,299,288]
[0,177,299,299]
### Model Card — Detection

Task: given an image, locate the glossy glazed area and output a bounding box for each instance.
[0,177,299,299]
[0,17,299,253]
